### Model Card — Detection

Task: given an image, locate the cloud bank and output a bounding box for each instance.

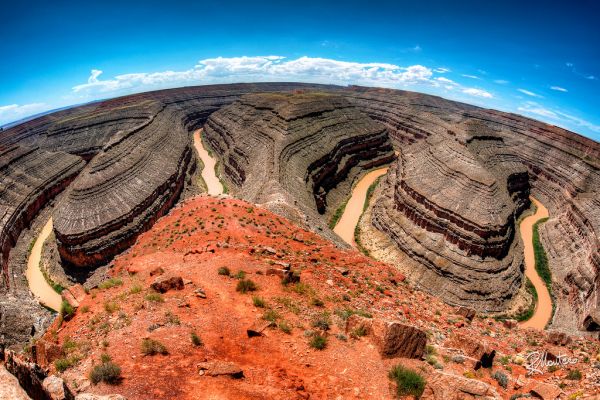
[0,103,47,126]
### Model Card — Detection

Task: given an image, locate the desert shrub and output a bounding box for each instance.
[252,296,266,308]
[165,311,180,325]
[103,301,119,314]
[191,332,203,347]
[351,325,368,338]
[566,369,582,380]
[129,284,142,294]
[309,334,328,350]
[99,278,123,290]
[60,301,75,318]
[90,361,121,384]
[388,365,426,398]
[278,320,292,334]
[218,266,231,276]
[262,309,280,323]
[236,279,257,294]
[100,353,112,363]
[80,305,90,313]
[310,297,325,307]
[144,292,164,302]
[55,356,77,372]
[234,270,246,279]
[311,312,331,331]
[492,370,509,389]
[141,338,168,355]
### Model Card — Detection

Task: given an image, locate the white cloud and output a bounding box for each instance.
[462,88,493,98]
[494,79,509,84]
[586,75,597,80]
[72,56,438,96]
[517,88,543,98]
[566,62,574,67]
[550,86,568,92]
[435,77,457,85]
[0,103,48,126]
[461,74,480,79]
[518,102,600,133]
[434,67,450,73]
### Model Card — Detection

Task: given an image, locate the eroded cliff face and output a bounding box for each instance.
[203,92,395,239]
[345,87,599,332]
[0,83,598,341]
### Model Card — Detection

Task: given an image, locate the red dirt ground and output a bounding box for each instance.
[43,196,599,399]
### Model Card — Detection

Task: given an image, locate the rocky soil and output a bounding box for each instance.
[11,196,599,399]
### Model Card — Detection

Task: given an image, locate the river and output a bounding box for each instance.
[25,217,62,311]
[193,129,224,196]
[519,197,552,330]
[333,168,388,247]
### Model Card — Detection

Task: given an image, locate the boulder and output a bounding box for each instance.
[529,381,562,400]
[75,395,127,400]
[0,364,31,400]
[61,284,86,308]
[34,340,63,367]
[546,331,571,346]
[150,275,184,293]
[345,315,373,336]
[456,307,476,321]
[421,371,500,399]
[370,319,427,359]
[42,375,65,400]
[446,333,490,359]
[502,319,518,329]
[247,320,273,337]
[198,361,244,378]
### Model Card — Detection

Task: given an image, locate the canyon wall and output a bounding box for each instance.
[0,83,597,339]
[203,92,395,240]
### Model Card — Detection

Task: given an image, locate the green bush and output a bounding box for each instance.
[278,320,292,334]
[311,312,331,331]
[191,331,203,347]
[309,334,328,350]
[236,279,257,294]
[90,361,121,384]
[252,296,266,308]
[388,365,426,398]
[566,369,582,380]
[492,370,509,389]
[100,353,112,363]
[99,277,123,290]
[144,292,164,302]
[218,266,231,276]
[141,338,168,355]
[55,356,77,372]
[60,301,75,318]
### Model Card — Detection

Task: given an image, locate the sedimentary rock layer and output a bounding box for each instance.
[345,87,599,332]
[203,92,395,236]
[1,83,598,337]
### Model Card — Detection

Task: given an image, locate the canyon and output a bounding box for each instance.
[0,83,598,396]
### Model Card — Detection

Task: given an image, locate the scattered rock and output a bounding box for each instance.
[456,306,476,321]
[150,275,184,293]
[149,267,164,277]
[75,394,127,400]
[546,331,571,346]
[370,319,427,359]
[474,350,495,370]
[247,320,273,337]
[334,267,349,276]
[421,371,500,399]
[61,284,86,309]
[529,381,562,400]
[42,375,65,400]
[503,319,518,329]
[197,361,244,378]
[194,288,206,298]
[0,364,31,400]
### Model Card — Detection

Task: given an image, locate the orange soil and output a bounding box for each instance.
[44,196,597,399]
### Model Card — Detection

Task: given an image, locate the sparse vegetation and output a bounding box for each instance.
[104,301,119,314]
[252,296,266,308]
[129,284,142,294]
[218,266,231,276]
[236,279,258,293]
[141,338,168,355]
[329,198,349,229]
[388,365,426,399]
[145,292,164,302]
[278,320,292,334]
[351,325,368,338]
[263,309,281,323]
[309,334,328,350]
[60,300,75,318]
[311,312,331,331]
[191,331,203,346]
[99,277,124,290]
[566,369,582,380]
[90,361,122,384]
[55,356,79,372]
[492,370,509,389]
[515,278,538,322]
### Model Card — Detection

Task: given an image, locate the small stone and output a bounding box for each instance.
[194,288,207,298]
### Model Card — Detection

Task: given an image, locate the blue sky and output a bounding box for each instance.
[1,0,599,140]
